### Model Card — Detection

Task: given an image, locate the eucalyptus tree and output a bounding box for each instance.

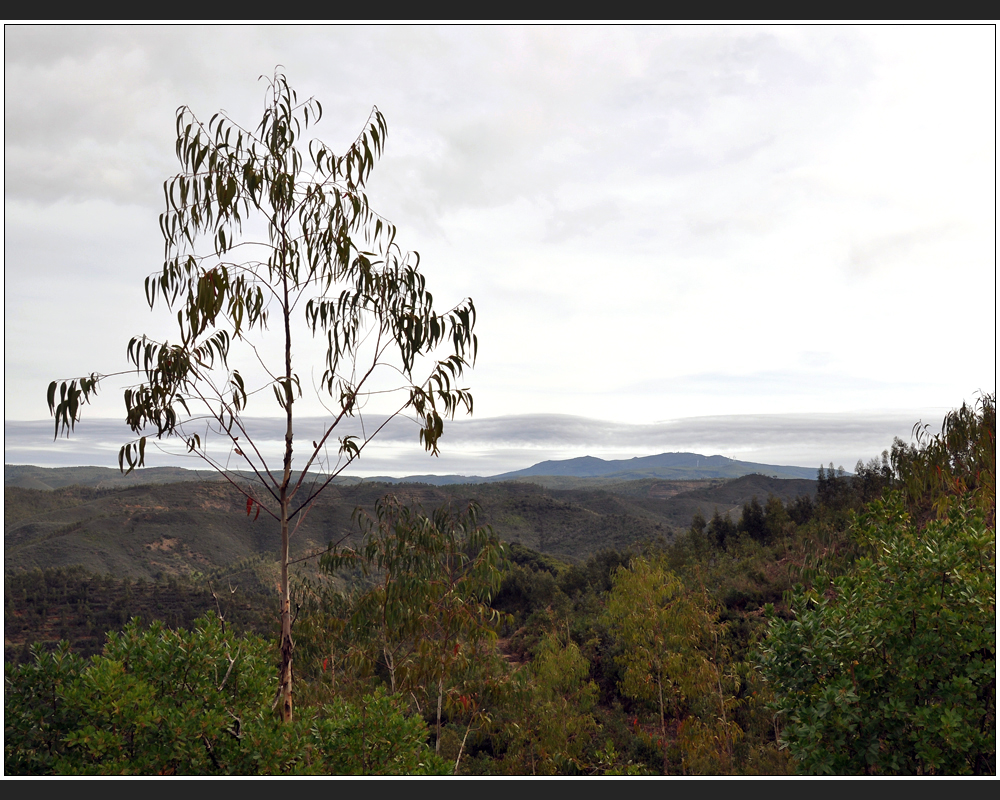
[604,557,732,775]
[322,498,506,754]
[48,71,478,722]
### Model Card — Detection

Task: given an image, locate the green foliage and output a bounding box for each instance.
[890,392,995,523]
[707,508,737,549]
[738,497,768,544]
[603,556,731,774]
[851,451,894,506]
[4,613,446,775]
[786,493,814,526]
[815,464,851,512]
[322,498,507,749]
[517,633,600,773]
[481,633,601,775]
[323,497,506,687]
[4,641,86,774]
[760,497,995,774]
[298,689,449,775]
[6,613,269,774]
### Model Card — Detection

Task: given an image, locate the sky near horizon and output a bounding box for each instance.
[4,25,995,476]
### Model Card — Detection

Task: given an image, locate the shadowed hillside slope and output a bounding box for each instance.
[5,471,816,578]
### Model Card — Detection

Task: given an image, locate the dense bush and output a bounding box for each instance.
[4,613,447,775]
[761,498,995,774]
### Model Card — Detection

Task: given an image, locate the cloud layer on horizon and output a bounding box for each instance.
[5,409,946,478]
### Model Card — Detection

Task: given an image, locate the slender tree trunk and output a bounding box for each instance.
[454,713,476,775]
[384,645,397,694]
[435,667,445,755]
[713,643,731,769]
[658,673,668,776]
[279,491,293,722]
[278,261,295,724]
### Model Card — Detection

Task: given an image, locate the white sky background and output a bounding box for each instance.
[4,25,996,477]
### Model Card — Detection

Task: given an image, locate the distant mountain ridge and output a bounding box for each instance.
[367,452,819,485]
[6,452,818,491]
[490,452,817,481]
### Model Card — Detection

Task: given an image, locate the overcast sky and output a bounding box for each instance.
[4,25,995,476]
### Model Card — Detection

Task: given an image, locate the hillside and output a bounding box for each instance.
[4,472,816,578]
[4,464,225,491]
[3,464,364,491]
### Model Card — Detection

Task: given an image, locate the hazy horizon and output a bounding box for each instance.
[5,406,955,478]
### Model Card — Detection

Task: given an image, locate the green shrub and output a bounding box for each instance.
[760,497,995,774]
[5,613,446,775]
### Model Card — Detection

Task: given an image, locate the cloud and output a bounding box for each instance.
[6,409,940,477]
[848,224,956,276]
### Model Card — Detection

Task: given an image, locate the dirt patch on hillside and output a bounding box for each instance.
[146,536,179,552]
[644,480,716,499]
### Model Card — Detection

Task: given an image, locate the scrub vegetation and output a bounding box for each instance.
[6,395,993,774]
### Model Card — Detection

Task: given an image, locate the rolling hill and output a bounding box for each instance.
[5,467,816,578]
